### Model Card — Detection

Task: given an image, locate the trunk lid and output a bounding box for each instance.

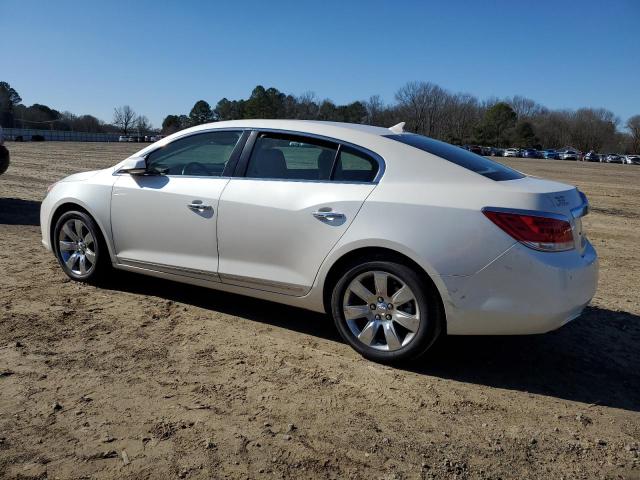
[500,176,590,255]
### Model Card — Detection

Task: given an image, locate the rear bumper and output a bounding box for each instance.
[441,241,598,335]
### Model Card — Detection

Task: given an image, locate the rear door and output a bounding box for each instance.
[216,131,381,295]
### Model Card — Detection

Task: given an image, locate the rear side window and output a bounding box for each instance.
[334,146,379,182]
[246,134,338,180]
[385,134,524,181]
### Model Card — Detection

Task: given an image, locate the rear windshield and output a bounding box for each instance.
[385,134,524,181]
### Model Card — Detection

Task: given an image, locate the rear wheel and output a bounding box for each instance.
[331,260,443,363]
[53,211,110,283]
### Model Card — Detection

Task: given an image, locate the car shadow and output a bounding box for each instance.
[414,306,640,412]
[0,198,41,226]
[106,271,640,412]
[104,271,340,342]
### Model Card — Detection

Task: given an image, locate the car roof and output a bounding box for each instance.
[189,119,392,137]
[133,120,401,159]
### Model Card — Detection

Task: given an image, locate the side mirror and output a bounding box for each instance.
[118,156,147,175]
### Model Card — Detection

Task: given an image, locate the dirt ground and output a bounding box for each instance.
[0,142,638,480]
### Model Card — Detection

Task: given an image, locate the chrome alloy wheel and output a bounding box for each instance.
[342,270,421,351]
[58,219,96,276]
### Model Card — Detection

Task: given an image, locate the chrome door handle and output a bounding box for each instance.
[187,202,213,212]
[312,211,345,221]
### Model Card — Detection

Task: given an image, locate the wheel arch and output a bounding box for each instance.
[321,245,447,331]
[49,201,116,262]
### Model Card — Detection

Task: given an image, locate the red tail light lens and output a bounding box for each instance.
[483,208,574,252]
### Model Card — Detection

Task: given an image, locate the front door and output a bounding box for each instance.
[111,130,245,279]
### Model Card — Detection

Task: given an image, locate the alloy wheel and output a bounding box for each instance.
[58,218,96,276]
[342,270,421,351]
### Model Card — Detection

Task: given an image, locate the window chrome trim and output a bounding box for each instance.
[240,127,386,184]
[115,126,386,183]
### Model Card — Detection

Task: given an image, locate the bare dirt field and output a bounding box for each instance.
[1,142,639,480]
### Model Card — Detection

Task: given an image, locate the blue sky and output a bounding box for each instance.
[2,0,638,128]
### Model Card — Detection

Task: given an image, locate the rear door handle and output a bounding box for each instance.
[312,211,345,221]
[187,202,213,212]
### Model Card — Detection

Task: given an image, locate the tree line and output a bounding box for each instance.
[164,84,639,153]
[2,80,638,153]
[0,81,152,136]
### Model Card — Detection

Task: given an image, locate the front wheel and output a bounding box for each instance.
[331,261,443,363]
[53,211,110,283]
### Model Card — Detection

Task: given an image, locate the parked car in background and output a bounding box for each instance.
[559,150,579,161]
[541,149,560,160]
[463,145,483,155]
[604,154,623,164]
[521,149,542,159]
[482,147,502,157]
[583,152,600,162]
[624,154,640,165]
[118,136,129,142]
[39,119,598,363]
[503,148,520,157]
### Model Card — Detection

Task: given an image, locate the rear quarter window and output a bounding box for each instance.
[385,134,524,181]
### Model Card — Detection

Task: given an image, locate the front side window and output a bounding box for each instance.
[146,130,243,176]
[245,133,338,180]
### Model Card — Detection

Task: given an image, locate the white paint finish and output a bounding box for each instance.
[441,242,598,334]
[111,174,228,274]
[41,119,600,337]
[217,179,375,294]
[40,168,117,260]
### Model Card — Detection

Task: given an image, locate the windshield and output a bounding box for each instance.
[384,134,524,181]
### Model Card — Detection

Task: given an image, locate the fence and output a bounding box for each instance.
[2,128,121,142]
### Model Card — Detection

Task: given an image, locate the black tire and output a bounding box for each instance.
[53,210,111,283]
[0,145,9,176]
[331,260,443,364]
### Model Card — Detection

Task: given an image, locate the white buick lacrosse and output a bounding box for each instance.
[41,120,598,362]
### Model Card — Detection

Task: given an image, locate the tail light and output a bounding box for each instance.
[482,208,574,252]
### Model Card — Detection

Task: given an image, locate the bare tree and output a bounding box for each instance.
[440,93,481,143]
[395,81,448,136]
[113,105,137,135]
[505,95,547,118]
[570,108,618,152]
[364,95,386,126]
[135,115,152,135]
[626,115,640,153]
[295,91,319,119]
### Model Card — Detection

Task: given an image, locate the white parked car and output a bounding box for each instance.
[40,120,598,363]
[559,150,579,161]
[502,148,520,157]
[118,135,129,142]
[624,154,640,165]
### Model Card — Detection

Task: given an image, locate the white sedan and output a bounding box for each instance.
[502,148,520,157]
[40,120,598,363]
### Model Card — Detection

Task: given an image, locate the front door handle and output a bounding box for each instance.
[187,202,213,212]
[312,211,345,221]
